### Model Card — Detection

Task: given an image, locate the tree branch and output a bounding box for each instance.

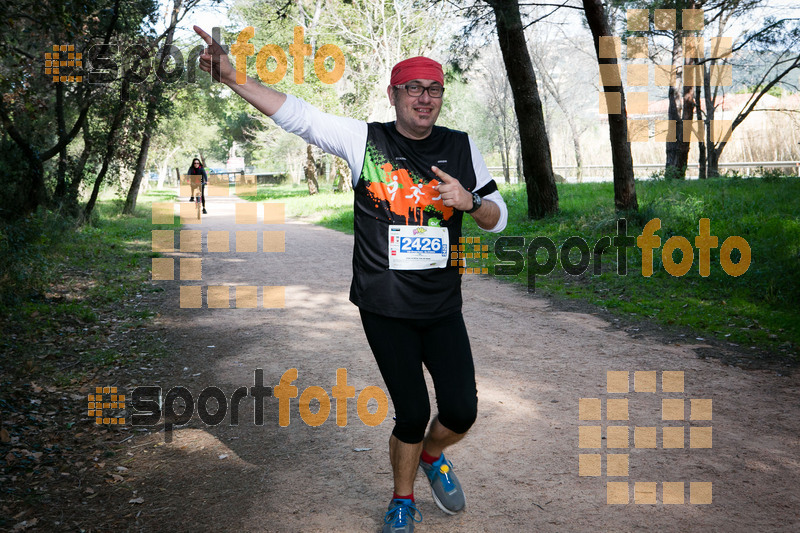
[697,18,800,67]
[0,99,38,163]
[517,2,583,7]
[520,0,583,31]
[41,103,92,161]
[717,54,800,145]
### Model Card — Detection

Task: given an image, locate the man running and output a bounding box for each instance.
[194,26,507,532]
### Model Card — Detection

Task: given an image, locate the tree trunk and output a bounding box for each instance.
[123,102,154,214]
[696,64,706,180]
[572,122,584,184]
[666,33,684,174]
[335,157,352,193]
[500,141,509,184]
[82,75,133,221]
[678,58,696,171]
[315,151,326,185]
[157,146,180,188]
[709,143,723,177]
[697,86,706,180]
[54,83,69,202]
[124,125,151,214]
[677,1,701,174]
[123,0,182,215]
[24,161,48,215]
[487,0,558,218]
[702,64,718,177]
[582,0,637,210]
[304,145,319,195]
[500,106,510,184]
[0,108,48,214]
[65,121,93,212]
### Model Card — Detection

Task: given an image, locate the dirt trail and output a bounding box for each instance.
[126,194,800,532]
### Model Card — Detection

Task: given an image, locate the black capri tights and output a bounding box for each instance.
[359,309,478,444]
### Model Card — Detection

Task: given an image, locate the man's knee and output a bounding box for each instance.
[392,406,431,444]
[438,397,478,435]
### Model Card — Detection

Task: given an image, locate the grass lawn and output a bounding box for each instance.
[246,176,800,360]
[242,182,355,233]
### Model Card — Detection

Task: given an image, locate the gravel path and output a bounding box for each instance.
[128,195,800,532]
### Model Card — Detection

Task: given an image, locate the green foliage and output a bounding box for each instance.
[0,140,35,219]
[1,0,164,219]
[739,84,785,97]
[214,0,447,173]
[759,167,791,181]
[649,166,688,181]
[722,169,744,180]
[241,184,355,232]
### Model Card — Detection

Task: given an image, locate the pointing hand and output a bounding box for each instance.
[194,26,236,85]
[432,166,473,211]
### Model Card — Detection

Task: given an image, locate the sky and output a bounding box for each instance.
[162,0,234,44]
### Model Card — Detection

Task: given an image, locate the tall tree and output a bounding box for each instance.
[0,0,164,219]
[529,32,589,184]
[82,56,146,221]
[698,10,800,176]
[610,0,697,178]
[583,0,638,210]
[669,3,699,174]
[231,0,442,186]
[0,0,125,217]
[484,62,517,184]
[467,45,519,184]
[123,0,209,215]
[613,0,779,179]
[484,0,558,218]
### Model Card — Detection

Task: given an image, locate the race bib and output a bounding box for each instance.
[388,225,449,270]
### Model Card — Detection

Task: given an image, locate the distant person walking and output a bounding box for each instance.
[188,158,208,214]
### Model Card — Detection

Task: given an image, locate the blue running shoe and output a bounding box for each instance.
[382,498,422,533]
[419,454,465,515]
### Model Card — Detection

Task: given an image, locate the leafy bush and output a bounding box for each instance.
[760,167,789,182]
[649,166,688,181]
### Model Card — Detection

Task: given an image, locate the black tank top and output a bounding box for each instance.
[349,122,477,319]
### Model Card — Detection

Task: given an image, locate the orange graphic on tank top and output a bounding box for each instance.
[367,162,454,224]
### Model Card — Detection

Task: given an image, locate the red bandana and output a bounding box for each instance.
[390,57,444,86]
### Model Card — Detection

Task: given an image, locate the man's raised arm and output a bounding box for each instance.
[194,26,287,117]
[193,25,367,182]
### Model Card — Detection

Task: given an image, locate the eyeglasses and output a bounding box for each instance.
[193,162,200,165]
[394,84,445,98]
